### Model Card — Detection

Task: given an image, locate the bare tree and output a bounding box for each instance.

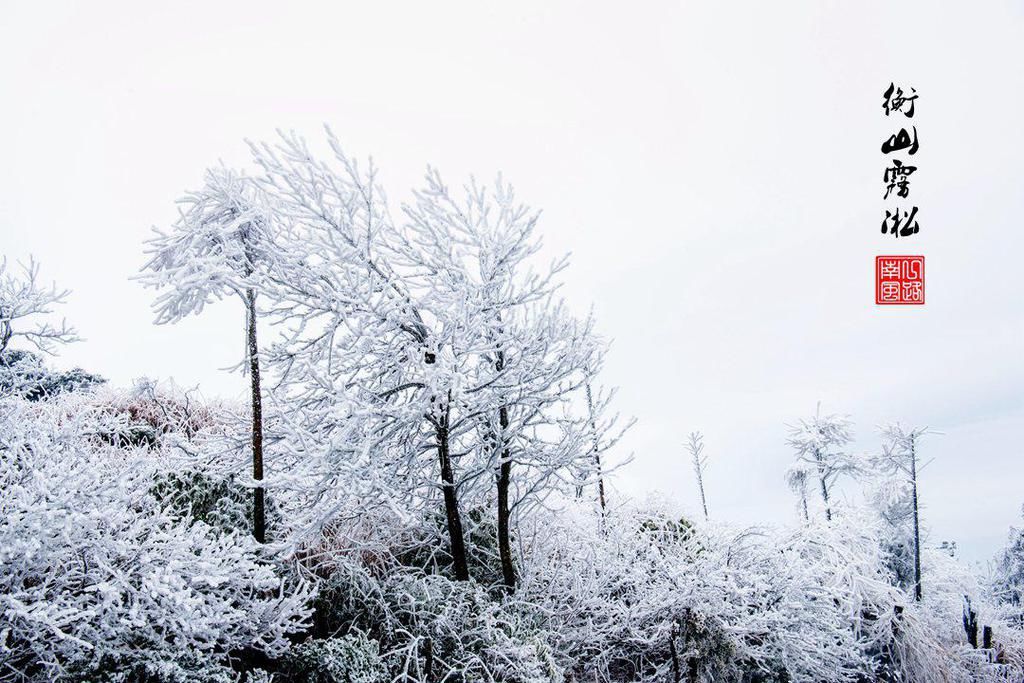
[0,258,78,355]
[685,431,709,520]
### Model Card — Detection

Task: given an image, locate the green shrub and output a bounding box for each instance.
[281,633,387,683]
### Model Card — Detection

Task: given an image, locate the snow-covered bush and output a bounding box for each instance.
[280,632,385,683]
[0,396,312,682]
[296,544,561,682]
[149,469,253,533]
[0,349,105,401]
[96,379,221,443]
[507,498,1024,683]
[66,649,238,683]
[995,512,1024,628]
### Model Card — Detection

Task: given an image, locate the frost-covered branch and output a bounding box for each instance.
[0,257,79,355]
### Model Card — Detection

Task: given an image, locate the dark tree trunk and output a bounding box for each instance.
[687,657,699,683]
[818,475,832,521]
[669,621,681,683]
[585,383,607,517]
[422,637,434,683]
[496,407,515,591]
[495,349,517,592]
[436,394,469,581]
[815,448,832,522]
[909,433,922,601]
[246,287,266,544]
[964,598,979,648]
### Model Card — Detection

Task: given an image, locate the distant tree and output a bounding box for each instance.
[574,380,631,515]
[685,431,710,520]
[875,423,930,601]
[139,167,276,543]
[786,404,857,522]
[582,379,631,517]
[0,257,78,355]
[0,258,98,401]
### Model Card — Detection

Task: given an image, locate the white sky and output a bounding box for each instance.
[2,1,1022,563]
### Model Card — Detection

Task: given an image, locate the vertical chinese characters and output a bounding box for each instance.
[881,83,921,238]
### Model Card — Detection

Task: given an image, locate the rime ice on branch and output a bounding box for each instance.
[0,258,79,355]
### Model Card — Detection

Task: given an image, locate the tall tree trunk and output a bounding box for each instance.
[585,383,607,517]
[800,487,809,522]
[496,408,515,592]
[494,349,517,592]
[910,433,922,601]
[693,459,708,521]
[814,448,832,522]
[818,477,832,522]
[696,475,708,520]
[436,393,469,581]
[246,287,266,543]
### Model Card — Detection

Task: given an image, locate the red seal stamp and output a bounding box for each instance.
[876,255,924,305]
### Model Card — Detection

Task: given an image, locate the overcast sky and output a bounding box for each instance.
[2,1,1022,563]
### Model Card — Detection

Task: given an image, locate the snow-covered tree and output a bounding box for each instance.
[241,130,475,580]
[685,431,709,520]
[866,474,917,593]
[0,257,78,355]
[237,132,630,592]
[398,168,626,590]
[580,378,631,517]
[875,424,930,601]
[786,404,857,521]
[139,167,277,543]
[0,348,105,401]
[35,126,1013,683]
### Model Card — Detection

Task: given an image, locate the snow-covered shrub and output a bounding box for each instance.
[0,396,313,682]
[149,469,252,533]
[292,522,562,683]
[280,632,385,683]
[98,379,220,442]
[509,499,1024,683]
[65,649,238,683]
[376,572,560,682]
[995,511,1024,628]
[0,349,105,401]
